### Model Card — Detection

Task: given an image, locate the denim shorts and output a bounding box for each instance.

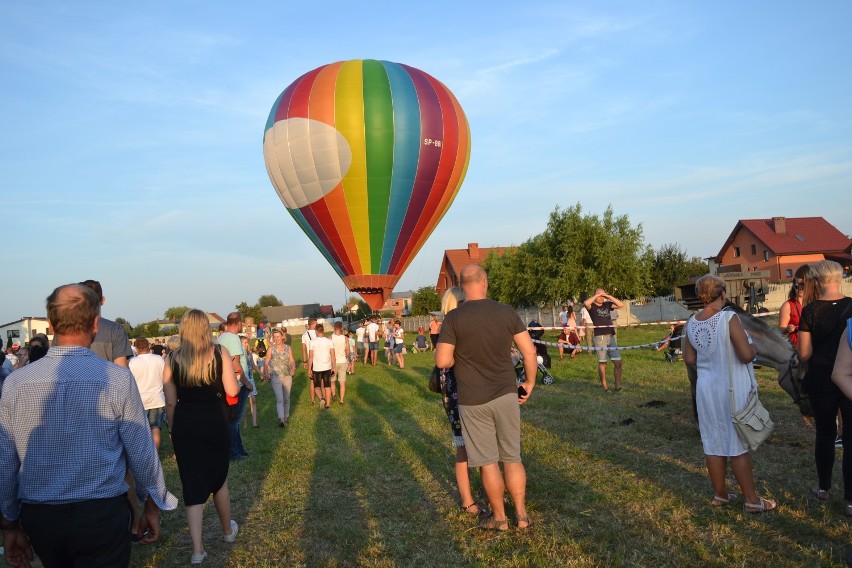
[146,407,165,429]
[593,334,621,362]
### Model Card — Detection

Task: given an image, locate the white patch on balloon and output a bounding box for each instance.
[263,117,352,209]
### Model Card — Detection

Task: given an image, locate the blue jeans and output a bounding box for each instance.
[230,386,249,457]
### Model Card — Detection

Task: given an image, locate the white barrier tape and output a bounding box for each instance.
[533,335,685,352]
[529,311,778,332]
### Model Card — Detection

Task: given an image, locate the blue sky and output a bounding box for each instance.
[2,1,850,326]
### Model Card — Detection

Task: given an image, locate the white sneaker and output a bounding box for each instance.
[190,551,207,564]
[222,520,238,543]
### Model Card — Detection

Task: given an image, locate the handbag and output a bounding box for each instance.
[428,366,442,393]
[726,313,774,451]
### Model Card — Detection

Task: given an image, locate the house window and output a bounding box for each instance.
[763,250,769,261]
[785,269,793,278]
[734,247,740,257]
[751,244,756,255]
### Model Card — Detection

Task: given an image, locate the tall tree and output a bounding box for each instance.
[649,244,708,296]
[235,301,264,323]
[115,317,132,332]
[484,204,652,306]
[163,306,191,322]
[257,294,283,307]
[339,296,371,319]
[411,286,441,315]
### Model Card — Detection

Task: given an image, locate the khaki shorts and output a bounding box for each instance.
[334,362,347,381]
[459,393,521,468]
[593,334,621,363]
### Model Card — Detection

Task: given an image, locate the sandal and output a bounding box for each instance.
[743,497,777,514]
[460,502,485,516]
[479,515,509,532]
[710,492,739,507]
[516,515,532,530]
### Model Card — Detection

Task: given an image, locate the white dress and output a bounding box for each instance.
[687,311,754,457]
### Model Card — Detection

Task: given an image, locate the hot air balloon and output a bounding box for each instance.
[262,59,471,311]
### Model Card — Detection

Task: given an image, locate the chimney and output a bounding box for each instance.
[772,217,786,234]
[468,243,479,260]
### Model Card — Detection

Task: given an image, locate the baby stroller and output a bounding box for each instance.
[663,324,685,363]
[512,346,555,385]
[527,319,551,368]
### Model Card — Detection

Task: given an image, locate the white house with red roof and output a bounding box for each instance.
[714,216,851,282]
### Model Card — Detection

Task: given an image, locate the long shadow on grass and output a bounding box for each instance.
[518,385,845,566]
[298,400,372,566]
[346,378,470,565]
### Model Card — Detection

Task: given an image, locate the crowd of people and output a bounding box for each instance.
[1,262,850,565]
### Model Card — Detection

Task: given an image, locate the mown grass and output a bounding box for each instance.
[127,327,851,567]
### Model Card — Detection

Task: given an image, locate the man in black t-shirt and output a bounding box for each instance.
[583,288,625,392]
[436,265,537,531]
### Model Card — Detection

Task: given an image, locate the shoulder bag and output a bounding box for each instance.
[727,313,774,451]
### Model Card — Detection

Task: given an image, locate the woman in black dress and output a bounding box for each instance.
[163,309,241,564]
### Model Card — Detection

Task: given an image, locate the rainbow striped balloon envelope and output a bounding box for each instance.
[263,59,471,310]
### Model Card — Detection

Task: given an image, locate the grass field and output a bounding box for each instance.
[126,326,851,567]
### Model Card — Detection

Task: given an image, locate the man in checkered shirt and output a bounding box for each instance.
[0,284,176,567]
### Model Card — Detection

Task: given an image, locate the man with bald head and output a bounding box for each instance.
[0,284,176,568]
[435,264,537,531]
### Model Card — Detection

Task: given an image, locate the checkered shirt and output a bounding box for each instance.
[0,346,177,521]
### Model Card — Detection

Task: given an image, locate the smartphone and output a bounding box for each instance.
[518,386,527,397]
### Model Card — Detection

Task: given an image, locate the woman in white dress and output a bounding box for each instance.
[682,274,777,513]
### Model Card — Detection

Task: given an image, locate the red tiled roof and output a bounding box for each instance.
[716,217,851,260]
[444,246,515,274]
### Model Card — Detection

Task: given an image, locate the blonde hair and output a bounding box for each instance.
[695,274,726,305]
[441,287,464,315]
[171,309,216,387]
[166,335,180,351]
[803,260,844,305]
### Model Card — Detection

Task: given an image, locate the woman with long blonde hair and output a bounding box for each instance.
[163,309,241,564]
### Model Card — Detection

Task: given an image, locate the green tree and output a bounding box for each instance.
[338,296,371,319]
[257,294,283,307]
[115,317,132,333]
[410,286,441,315]
[484,204,652,306]
[163,306,191,322]
[236,301,264,323]
[648,243,708,296]
[144,322,161,337]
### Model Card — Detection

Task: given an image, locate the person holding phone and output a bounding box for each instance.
[435,265,537,531]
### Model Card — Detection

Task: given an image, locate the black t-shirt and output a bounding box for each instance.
[800,296,852,391]
[438,299,527,406]
[588,301,615,337]
[800,297,852,367]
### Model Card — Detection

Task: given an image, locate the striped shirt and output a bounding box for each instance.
[0,346,177,521]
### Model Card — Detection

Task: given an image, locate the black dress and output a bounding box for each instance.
[171,346,232,506]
